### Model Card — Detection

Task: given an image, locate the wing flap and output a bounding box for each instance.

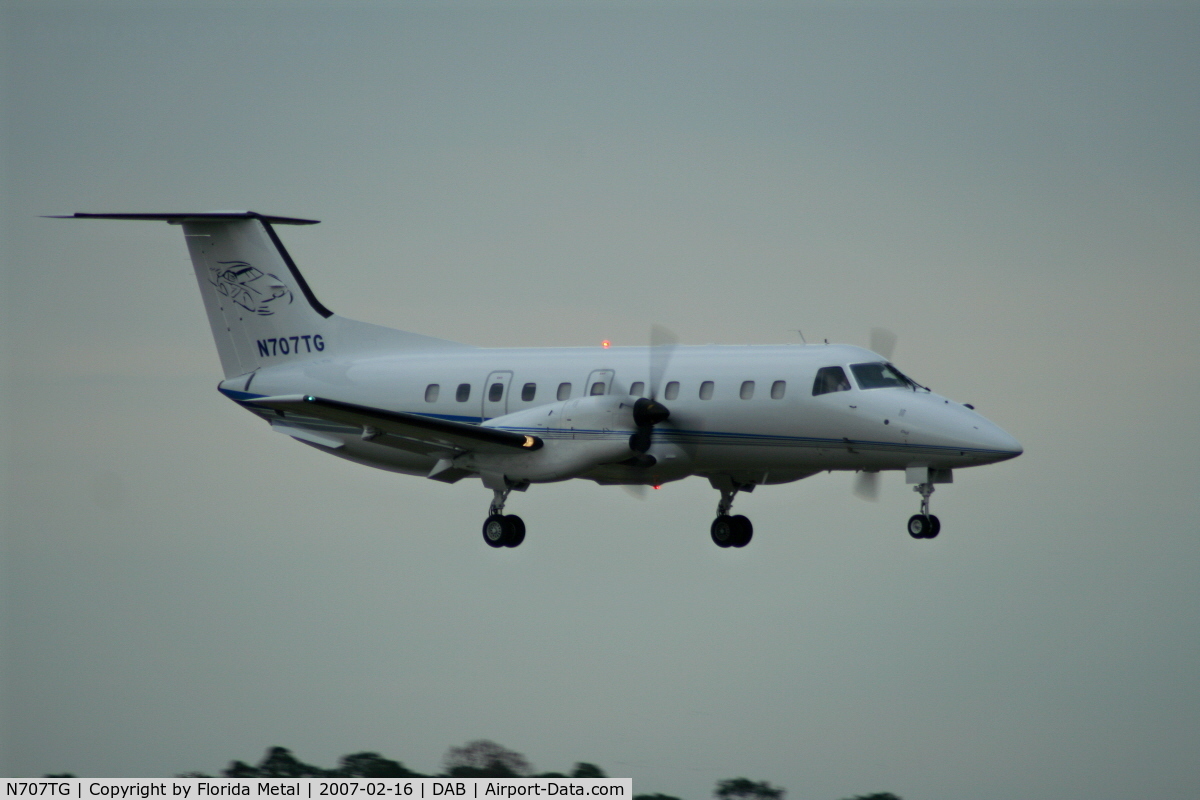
[250,395,543,457]
[270,420,346,449]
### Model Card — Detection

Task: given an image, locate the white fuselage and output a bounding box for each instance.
[220,341,1022,487]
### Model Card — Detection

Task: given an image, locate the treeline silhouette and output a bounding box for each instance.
[49,740,901,800]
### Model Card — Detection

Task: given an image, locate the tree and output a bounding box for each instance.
[634,795,683,800]
[840,795,903,800]
[571,763,606,778]
[334,752,424,778]
[221,747,330,777]
[443,740,531,778]
[715,778,785,800]
[221,762,260,778]
[155,743,614,783]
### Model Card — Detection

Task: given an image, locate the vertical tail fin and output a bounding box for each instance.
[179,213,331,377]
[58,211,468,379]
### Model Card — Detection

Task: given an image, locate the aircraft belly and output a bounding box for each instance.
[681,435,945,474]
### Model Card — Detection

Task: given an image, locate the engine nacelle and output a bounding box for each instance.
[464,395,641,482]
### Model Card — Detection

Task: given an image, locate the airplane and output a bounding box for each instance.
[55,211,1023,548]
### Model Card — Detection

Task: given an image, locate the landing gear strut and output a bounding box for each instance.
[709,478,753,548]
[482,484,526,548]
[907,482,941,540]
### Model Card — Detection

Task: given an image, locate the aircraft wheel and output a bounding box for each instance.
[907,514,932,539]
[730,514,753,548]
[711,516,736,548]
[504,515,526,547]
[926,514,941,540]
[483,514,510,548]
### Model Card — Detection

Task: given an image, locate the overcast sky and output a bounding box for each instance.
[2,2,1198,798]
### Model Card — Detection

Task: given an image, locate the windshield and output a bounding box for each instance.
[850,362,922,391]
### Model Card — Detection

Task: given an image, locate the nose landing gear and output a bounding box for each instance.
[907,481,941,540]
[904,467,952,540]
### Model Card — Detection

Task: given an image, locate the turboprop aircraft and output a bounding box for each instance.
[57,211,1022,548]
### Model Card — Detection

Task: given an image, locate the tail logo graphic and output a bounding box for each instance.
[209,260,294,316]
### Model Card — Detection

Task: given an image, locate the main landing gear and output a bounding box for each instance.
[709,478,753,548]
[907,481,941,540]
[482,484,525,548]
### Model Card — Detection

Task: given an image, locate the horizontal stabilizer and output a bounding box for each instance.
[250,395,543,457]
[47,211,319,225]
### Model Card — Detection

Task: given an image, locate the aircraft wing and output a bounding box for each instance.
[249,395,543,457]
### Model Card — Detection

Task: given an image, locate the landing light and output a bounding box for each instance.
[602,340,611,349]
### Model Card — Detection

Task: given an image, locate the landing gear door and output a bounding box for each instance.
[585,369,615,396]
[482,370,513,420]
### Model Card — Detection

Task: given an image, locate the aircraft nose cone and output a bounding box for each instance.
[968,418,1023,463]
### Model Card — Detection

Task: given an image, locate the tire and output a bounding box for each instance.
[483,514,510,548]
[907,514,930,539]
[730,514,753,547]
[926,514,941,540]
[711,516,735,547]
[504,515,526,547]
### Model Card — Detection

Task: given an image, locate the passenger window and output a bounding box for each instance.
[521,383,536,402]
[740,380,755,400]
[425,384,439,403]
[456,383,471,402]
[590,381,606,396]
[771,380,786,399]
[699,381,714,400]
[557,382,572,401]
[664,381,680,401]
[812,367,850,396]
[630,381,645,397]
[488,382,504,402]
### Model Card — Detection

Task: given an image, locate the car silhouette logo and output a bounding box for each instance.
[209,260,293,316]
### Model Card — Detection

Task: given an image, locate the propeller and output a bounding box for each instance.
[869,327,897,361]
[621,483,647,500]
[648,324,678,399]
[628,324,676,454]
[853,328,901,500]
[851,328,895,499]
[853,470,881,501]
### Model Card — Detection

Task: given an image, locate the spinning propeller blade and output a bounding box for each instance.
[853,327,896,501]
[856,327,895,501]
[648,323,678,400]
[629,325,677,454]
[853,471,881,501]
[869,327,897,361]
[621,484,647,500]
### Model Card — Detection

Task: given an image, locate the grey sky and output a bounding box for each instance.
[2,2,1198,798]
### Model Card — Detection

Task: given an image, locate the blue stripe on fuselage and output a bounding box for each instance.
[217,386,1016,458]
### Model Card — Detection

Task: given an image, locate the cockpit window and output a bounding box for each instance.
[812,366,851,396]
[851,362,919,390]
